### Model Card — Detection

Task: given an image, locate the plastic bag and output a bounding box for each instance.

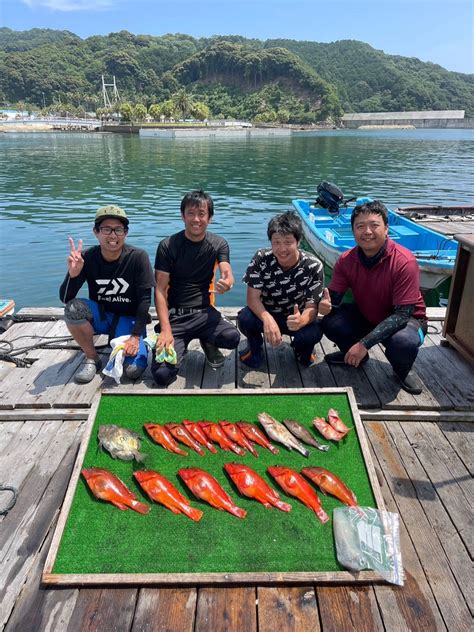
[333,506,404,585]
[102,335,129,384]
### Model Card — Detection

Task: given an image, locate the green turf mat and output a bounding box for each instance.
[53,392,377,576]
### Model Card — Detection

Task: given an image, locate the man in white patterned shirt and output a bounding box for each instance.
[238,211,325,368]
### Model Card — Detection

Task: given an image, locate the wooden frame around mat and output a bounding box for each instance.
[43,387,387,585]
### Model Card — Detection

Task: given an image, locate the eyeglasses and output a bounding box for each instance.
[98,226,127,236]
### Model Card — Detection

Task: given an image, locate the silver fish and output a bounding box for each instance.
[257,412,310,458]
[98,425,146,462]
[283,419,330,452]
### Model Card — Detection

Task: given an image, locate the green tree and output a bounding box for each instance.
[172,89,192,119]
[191,101,210,121]
[148,103,162,120]
[133,103,147,120]
[119,101,133,121]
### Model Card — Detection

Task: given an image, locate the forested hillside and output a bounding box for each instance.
[0,28,472,122]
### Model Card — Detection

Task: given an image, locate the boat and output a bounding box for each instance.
[292,197,459,290]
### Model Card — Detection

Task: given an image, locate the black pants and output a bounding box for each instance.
[151,307,240,386]
[237,306,322,359]
[321,303,427,379]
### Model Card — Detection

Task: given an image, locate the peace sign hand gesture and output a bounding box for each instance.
[67,237,84,278]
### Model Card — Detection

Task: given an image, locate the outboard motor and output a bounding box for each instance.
[315,182,344,215]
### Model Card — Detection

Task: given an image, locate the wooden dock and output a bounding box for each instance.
[0,307,472,631]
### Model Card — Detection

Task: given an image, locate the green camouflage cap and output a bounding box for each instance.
[95,205,129,226]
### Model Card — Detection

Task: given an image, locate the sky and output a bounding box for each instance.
[1,0,473,74]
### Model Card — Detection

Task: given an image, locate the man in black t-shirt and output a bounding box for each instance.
[238,211,324,368]
[59,205,155,383]
[151,190,240,387]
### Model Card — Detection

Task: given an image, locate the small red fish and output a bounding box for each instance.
[165,423,205,456]
[219,421,259,457]
[199,421,245,456]
[144,423,188,456]
[224,462,291,512]
[267,466,329,523]
[327,409,351,437]
[82,467,150,514]
[133,470,203,521]
[302,467,358,507]
[178,467,247,518]
[236,421,279,455]
[312,417,346,442]
[183,419,218,453]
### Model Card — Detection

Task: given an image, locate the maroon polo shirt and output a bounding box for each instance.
[329,239,426,325]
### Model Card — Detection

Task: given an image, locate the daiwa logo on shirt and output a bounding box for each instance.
[96,278,131,302]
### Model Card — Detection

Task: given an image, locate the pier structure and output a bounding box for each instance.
[0,304,472,631]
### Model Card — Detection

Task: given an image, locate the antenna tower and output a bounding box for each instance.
[101,75,120,108]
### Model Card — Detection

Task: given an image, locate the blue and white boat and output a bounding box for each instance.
[292,197,458,290]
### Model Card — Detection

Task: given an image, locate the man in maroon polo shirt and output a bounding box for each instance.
[320,200,427,394]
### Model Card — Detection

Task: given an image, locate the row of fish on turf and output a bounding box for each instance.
[82,463,358,524]
[97,409,351,462]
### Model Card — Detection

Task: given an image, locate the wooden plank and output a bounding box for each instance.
[387,422,473,614]
[0,409,90,422]
[66,588,138,632]
[194,587,257,632]
[201,347,236,389]
[3,521,79,632]
[266,336,303,388]
[237,338,271,389]
[365,423,447,631]
[0,420,52,489]
[317,585,383,631]
[298,341,338,388]
[426,334,474,411]
[0,421,83,629]
[360,409,474,422]
[258,587,319,632]
[52,349,108,409]
[401,422,473,555]
[131,588,197,632]
[366,422,471,631]
[319,337,380,409]
[0,421,22,452]
[438,421,474,474]
[0,321,60,409]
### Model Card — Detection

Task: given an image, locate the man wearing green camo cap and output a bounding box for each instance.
[59,205,155,383]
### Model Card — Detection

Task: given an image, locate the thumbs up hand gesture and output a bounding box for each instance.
[287,304,303,331]
[318,288,332,316]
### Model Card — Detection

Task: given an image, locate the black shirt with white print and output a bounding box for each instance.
[59,244,154,335]
[243,248,324,317]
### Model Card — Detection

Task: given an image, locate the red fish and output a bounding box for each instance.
[144,423,188,456]
[236,421,279,455]
[312,417,346,442]
[165,423,205,456]
[327,409,351,437]
[301,467,358,507]
[133,470,203,521]
[199,421,245,456]
[183,419,218,453]
[219,421,259,457]
[267,466,329,523]
[82,467,150,514]
[178,467,247,518]
[224,462,291,512]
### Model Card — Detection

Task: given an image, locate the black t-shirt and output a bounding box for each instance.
[59,244,154,320]
[243,248,324,317]
[155,230,230,308]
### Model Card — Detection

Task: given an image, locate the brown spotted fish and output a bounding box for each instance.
[283,419,330,452]
[257,412,310,457]
[98,424,147,462]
